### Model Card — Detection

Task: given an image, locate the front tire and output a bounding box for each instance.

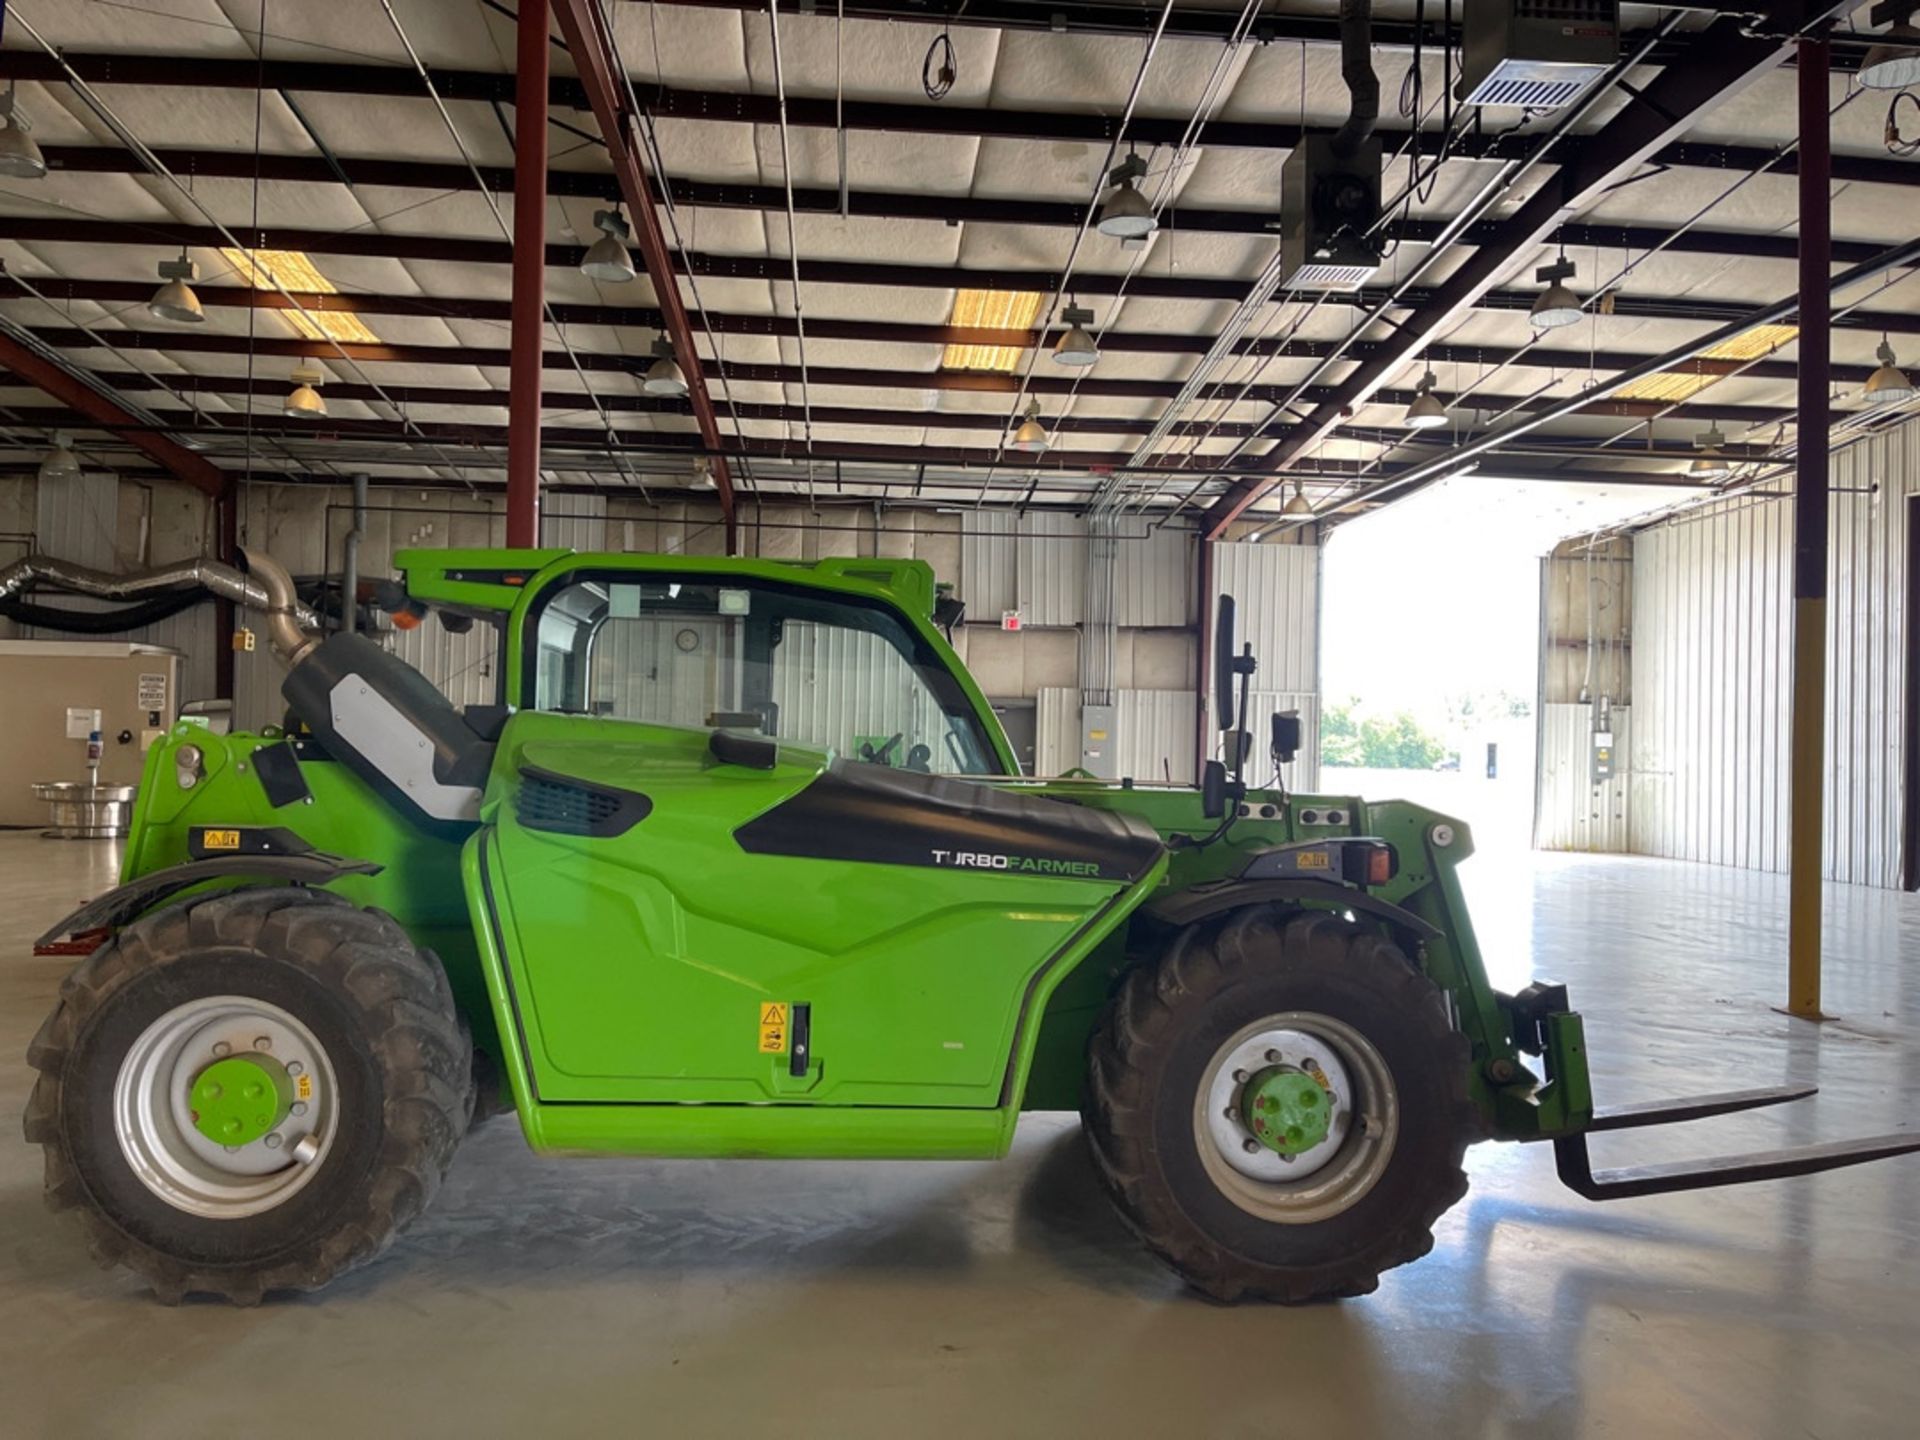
[1083,907,1475,1302]
[23,887,471,1304]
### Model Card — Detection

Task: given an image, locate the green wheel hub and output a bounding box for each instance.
[188,1055,294,1148]
[1240,1067,1332,1156]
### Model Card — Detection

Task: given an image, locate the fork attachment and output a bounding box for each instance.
[1555,1084,1920,1201]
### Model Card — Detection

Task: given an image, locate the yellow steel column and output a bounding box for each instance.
[1785,35,1830,1021]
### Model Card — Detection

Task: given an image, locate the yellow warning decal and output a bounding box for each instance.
[297,1074,313,1101]
[1295,849,1331,870]
[203,829,242,851]
[759,1002,789,1054]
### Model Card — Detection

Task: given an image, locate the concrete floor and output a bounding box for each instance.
[2,831,1917,1438]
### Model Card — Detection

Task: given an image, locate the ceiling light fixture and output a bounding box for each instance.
[284,364,327,418]
[1688,423,1732,480]
[0,83,47,180]
[643,336,688,397]
[1095,153,1156,240]
[147,251,205,324]
[1403,369,1449,429]
[1011,400,1050,453]
[1530,256,1583,330]
[37,432,80,483]
[1052,303,1099,367]
[580,207,637,283]
[1283,479,1313,516]
[1859,6,1920,90]
[1864,337,1918,406]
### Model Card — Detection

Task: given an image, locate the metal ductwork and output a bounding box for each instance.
[239,547,324,668]
[1,551,325,668]
[0,552,321,633]
[1330,0,1378,159]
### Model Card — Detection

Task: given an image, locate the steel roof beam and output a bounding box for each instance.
[1,54,1910,188]
[27,142,1913,256]
[10,365,1825,438]
[1200,3,1858,537]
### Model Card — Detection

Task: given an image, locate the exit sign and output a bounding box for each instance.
[1001,611,1022,632]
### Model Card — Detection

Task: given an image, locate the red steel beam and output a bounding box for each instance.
[0,332,224,496]
[507,0,549,548]
[546,0,737,551]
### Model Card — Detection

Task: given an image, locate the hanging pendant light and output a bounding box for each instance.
[1864,337,1918,406]
[37,432,81,483]
[1011,400,1050,453]
[580,207,637,283]
[1094,153,1156,240]
[284,364,327,418]
[1530,256,1583,330]
[1283,479,1313,516]
[148,252,205,324]
[0,83,46,181]
[1052,304,1100,367]
[1859,12,1920,91]
[1688,423,1732,480]
[643,336,688,397]
[1403,369,1449,429]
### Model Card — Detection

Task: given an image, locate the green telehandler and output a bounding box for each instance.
[24,545,1920,1304]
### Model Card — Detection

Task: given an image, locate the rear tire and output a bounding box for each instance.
[23,887,471,1304]
[1083,907,1475,1302]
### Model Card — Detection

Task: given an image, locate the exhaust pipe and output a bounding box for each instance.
[240,547,323,668]
[340,472,368,637]
[0,553,320,631]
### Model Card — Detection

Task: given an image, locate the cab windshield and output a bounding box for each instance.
[526,572,1002,776]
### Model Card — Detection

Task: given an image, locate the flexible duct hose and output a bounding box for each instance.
[0,553,320,631]
[1331,0,1378,159]
[240,547,323,667]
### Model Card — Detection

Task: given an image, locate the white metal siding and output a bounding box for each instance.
[1115,689,1196,785]
[960,512,1017,619]
[1536,703,1632,852]
[1210,542,1318,694]
[1114,520,1197,628]
[1630,419,1919,886]
[1017,512,1087,627]
[1035,686,1080,778]
[1247,688,1322,793]
[34,471,118,569]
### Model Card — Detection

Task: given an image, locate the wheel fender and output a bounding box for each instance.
[1140,878,1441,950]
[34,853,382,951]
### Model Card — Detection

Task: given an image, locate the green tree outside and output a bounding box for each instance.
[1321,699,1453,770]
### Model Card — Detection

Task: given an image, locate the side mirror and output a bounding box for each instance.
[1213,594,1238,731]
[1201,759,1228,818]
[1271,711,1301,765]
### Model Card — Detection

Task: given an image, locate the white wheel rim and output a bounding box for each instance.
[1192,1011,1399,1225]
[112,995,341,1219]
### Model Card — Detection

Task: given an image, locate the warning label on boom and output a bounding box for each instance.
[758,1002,789,1054]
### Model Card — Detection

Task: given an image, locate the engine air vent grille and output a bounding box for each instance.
[515,767,650,838]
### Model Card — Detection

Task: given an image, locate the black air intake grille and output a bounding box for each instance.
[515,767,650,838]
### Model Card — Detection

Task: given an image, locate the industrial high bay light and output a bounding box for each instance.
[1011,401,1051,453]
[1689,424,1733,480]
[0,82,46,180]
[580,208,637,284]
[1864,338,1918,406]
[1053,305,1100,367]
[284,365,328,418]
[1858,2,1920,90]
[643,337,688,398]
[147,252,206,324]
[1403,370,1449,430]
[1095,154,1156,240]
[38,433,80,483]
[1531,256,1583,330]
[1283,479,1313,516]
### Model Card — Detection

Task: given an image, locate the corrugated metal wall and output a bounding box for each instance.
[1629,419,1919,887]
[1536,703,1632,852]
[1209,541,1321,789]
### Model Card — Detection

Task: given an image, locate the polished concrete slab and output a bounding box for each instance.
[2,830,1916,1438]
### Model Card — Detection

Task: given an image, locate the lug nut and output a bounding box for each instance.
[291,1102,309,1118]
[1233,1069,1250,1084]
[264,1133,283,1150]
[211,1041,231,1057]
[253,1036,272,1051]
[1264,1049,1282,1064]
[1242,1138,1260,1154]
[286,1062,304,1077]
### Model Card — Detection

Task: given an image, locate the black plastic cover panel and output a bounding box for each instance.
[735,762,1163,883]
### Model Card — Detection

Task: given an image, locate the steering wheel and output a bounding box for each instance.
[860,733,906,766]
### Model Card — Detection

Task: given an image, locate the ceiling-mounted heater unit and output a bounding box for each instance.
[1278,134,1385,291]
[1458,0,1619,111]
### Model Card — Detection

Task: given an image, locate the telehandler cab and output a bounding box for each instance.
[25,545,1920,1304]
